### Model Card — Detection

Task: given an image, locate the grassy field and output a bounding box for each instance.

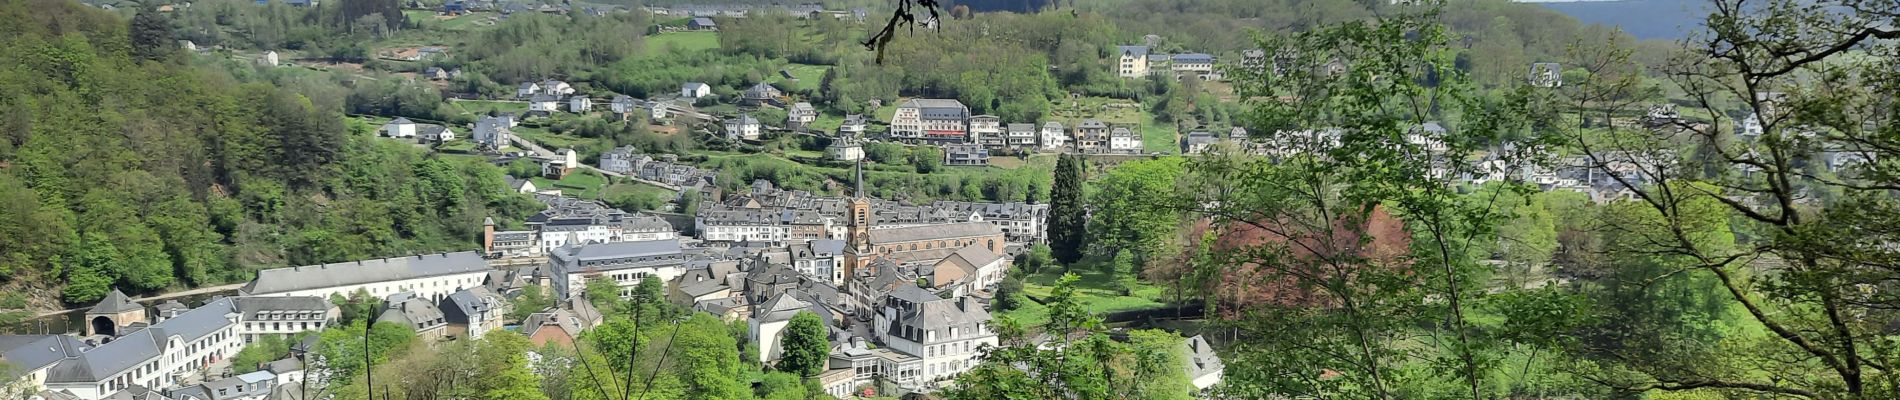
[1001,268,1170,328]
[1047,96,1180,154]
[770,64,828,91]
[648,31,722,52]
[453,100,528,116]
[531,170,610,198]
[512,126,606,153]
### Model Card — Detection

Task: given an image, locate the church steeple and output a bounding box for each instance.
[854,159,865,199]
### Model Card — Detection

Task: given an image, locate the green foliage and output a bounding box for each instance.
[0,1,541,303]
[316,320,417,385]
[129,4,175,62]
[584,276,624,315]
[1049,155,1088,264]
[950,273,1195,400]
[775,311,829,377]
[1085,157,1187,264]
[462,12,649,84]
[909,146,943,173]
[509,284,553,322]
[231,334,294,374]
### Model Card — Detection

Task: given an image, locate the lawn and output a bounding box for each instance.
[1001,268,1170,328]
[770,64,828,91]
[453,100,528,117]
[987,153,1057,170]
[530,170,610,199]
[511,126,606,154]
[1047,96,1180,154]
[647,31,722,52]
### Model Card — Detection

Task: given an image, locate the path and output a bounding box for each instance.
[508,136,684,191]
[32,283,247,319]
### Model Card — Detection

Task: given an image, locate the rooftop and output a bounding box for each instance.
[242,252,489,295]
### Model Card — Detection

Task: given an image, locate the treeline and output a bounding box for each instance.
[462,12,650,84]
[0,0,539,304]
[168,0,409,58]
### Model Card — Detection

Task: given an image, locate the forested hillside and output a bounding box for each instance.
[0,0,539,306]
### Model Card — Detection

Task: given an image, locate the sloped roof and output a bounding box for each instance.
[49,297,241,384]
[243,252,487,295]
[868,222,1001,245]
[89,290,141,314]
[0,335,86,379]
[1116,45,1149,57]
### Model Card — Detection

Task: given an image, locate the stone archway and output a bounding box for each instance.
[90,316,116,337]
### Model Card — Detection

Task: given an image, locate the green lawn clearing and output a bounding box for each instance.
[648,31,721,52]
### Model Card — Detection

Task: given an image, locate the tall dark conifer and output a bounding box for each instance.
[1048,154,1086,264]
[129,4,174,62]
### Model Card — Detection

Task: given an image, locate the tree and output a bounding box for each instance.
[775,311,829,377]
[231,334,293,374]
[475,332,548,400]
[1048,154,1088,264]
[510,285,553,321]
[949,274,1198,400]
[909,146,943,173]
[584,276,622,310]
[129,4,175,62]
[1086,157,1187,265]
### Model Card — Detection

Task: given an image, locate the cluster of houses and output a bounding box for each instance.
[1115,45,1223,81]
[598,146,719,189]
[695,178,1049,248]
[806,98,1149,167]
[643,3,868,21]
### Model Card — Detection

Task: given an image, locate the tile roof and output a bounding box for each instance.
[48,297,242,384]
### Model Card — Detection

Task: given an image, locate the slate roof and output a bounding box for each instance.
[232,296,331,321]
[868,222,1001,245]
[1079,119,1108,129]
[1184,334,1224,383]
[1172,53,1214,63]
[1116,45,1149,57]
[442,286,504,325]
[559,239,682,262]
[242,252,488,295]
[0,335,86,379]
[48,297,242,384]
[376,296,445,332]
[810,239,846,255]
[89,290,141,314]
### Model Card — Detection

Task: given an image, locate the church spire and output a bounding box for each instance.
[854,159,865,198]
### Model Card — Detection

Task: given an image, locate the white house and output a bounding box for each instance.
[382,117,416,138]
[261,51,279,67]
[1108,127,1142,152]
[239,252,491,303]
[37,296,338,400]
[1040,121,1069,149]
[725,115,761,140]
[1115,45,1149,78]
[969,115,1002,147]
[610,95,637,115]
[839,114,867,137]
[528,93,561,114]
[568,96,594,113]
[541,80,575,96]
[788,102,817,131]
[826,137,864,162]
[649,101,669,121]
[473,116,513,149]
[873,286,995,384]
[516,82,541,99]
[1184,335,1225,390]
[682,82,712,99]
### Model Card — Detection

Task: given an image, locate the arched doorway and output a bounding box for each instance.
[90,316,116,337]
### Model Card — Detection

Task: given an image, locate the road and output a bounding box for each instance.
[32,282,248,319]
[507,136,684,191]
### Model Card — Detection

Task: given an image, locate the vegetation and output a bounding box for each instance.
[1048,154,1087,264]
[774,311,828,377]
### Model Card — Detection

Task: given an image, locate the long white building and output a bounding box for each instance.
[548,239,690,300]
[30,295,336,400]
[239,252,491,302]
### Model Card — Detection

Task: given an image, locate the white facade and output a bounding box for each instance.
[569,96,593,113]
[968,115,1001,145]
[1109,128,1142,152]
[241,253,491,302]
[682,82,712,99]
[1116,46,1149,78]
[548,240,689,300]
[382,118,416,138]
[697,223,790,243]
[538,226,678,253]
[1040,123,1069,149]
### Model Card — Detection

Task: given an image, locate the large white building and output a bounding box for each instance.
[890,99,970,144]
[28,295,336,400]
[873,286,995,386]
[239,252,491,302]
[548,239,690,300]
